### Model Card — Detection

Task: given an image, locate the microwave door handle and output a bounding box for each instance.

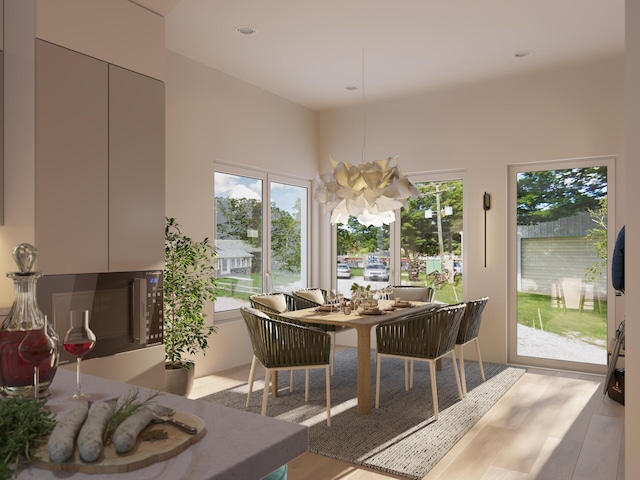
[132,279,147,344]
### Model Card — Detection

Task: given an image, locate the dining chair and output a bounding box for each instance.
[291,288,352,374]
[249,292,299,324]
[455,297,489,396]
[390,285,435,302]
[240,306,332,426]
[375,303,466,420]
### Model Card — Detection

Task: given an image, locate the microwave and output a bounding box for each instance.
[36,271,163,364]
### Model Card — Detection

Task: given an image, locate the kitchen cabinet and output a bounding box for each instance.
[108,64,165,272]
[35,40,164,274]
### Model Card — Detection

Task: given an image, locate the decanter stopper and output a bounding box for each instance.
[12,243,38,273]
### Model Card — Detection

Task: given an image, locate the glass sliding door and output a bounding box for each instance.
[509,160,612,370]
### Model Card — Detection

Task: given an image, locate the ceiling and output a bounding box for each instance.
[149,0,624,111]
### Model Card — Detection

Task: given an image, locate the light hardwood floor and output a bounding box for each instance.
[190,354,625,480]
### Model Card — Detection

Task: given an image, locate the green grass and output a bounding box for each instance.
[517,292,607,346]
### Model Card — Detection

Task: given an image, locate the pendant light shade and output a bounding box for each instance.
[314,156,420,227]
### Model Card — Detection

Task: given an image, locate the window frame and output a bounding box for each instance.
[213,162,311,322]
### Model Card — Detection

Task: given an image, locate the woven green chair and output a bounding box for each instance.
[455,297,489,396]
[375,303,466,420]
[240,307,332,426]
[291,288,352,375]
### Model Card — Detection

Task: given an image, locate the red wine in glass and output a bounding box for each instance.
[63,310,96,399]
[18,320,56,402]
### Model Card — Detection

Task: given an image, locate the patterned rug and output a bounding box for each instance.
[199,348,526,479]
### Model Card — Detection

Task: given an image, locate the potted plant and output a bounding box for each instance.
[163,217,217,396]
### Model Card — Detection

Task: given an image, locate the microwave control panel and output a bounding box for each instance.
[132,272,163,346]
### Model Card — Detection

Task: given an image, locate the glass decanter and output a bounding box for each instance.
[0,243,59,398]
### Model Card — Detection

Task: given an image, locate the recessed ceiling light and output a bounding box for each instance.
[514,50,533,58]
[236,25,257,35]
[346,85,358,91]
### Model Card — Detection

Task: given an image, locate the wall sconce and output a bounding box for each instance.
[483,192,491,267]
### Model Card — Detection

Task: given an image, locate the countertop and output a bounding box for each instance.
[13,368,308,480]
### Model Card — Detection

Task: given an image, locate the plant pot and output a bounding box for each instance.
[164,363,195,397]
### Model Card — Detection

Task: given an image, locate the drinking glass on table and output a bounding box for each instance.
[18,317,56,402]
[63,310,96,399]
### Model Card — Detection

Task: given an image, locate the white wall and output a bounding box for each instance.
[318,55,625,364]
[625,1,639,477]
[165,50,319,375]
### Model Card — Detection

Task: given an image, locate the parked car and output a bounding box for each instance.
[337,263,352,278]
[363,262,389,281]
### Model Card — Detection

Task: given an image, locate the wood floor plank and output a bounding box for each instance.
[527,435,582,480]
[572,414,624,480]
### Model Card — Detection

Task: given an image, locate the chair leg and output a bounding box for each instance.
[457,344,467,397]
[261,369,271,416]
[330,331,336,375]
[450,350,463,400]
[404,359,409,391]
[305,368,310,402]
[410,359,415,389]
[325,365,332,426]
[475,338,486,381]
[428,360,439,420]
[375,353,382,408]
[246,356,258,408]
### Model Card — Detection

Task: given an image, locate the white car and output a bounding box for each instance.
[363,263,389,281]
[337,263,352,278]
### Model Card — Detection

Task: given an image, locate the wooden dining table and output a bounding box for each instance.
[280,299,439,415]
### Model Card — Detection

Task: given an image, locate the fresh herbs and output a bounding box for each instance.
[103,389,161,444]
[0,397,56,480]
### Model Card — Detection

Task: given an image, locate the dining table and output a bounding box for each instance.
[280,299,439,415]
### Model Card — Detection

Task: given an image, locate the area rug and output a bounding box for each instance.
[199,348,526,479]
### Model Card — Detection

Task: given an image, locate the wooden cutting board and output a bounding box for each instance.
[33,412,206,473]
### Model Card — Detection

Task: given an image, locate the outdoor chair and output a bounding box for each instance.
[390,285,435,302]
[455,297,489,396]
[240,306,332,426]
[375,303,466,420]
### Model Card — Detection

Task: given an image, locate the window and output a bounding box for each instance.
[214,165,309,316]
[335,175,464,304]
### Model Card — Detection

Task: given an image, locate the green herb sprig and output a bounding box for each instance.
[0,397,56,480]
[103,389,162,444]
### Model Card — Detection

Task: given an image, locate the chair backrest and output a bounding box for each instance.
[376,303,466,359]
[456,297,489,344]
[390,286,435,302]
[249,292,291,314]
[292,288,327,308]
[240,307,330,368]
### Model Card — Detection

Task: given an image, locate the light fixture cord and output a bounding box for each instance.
[361,47,367,164]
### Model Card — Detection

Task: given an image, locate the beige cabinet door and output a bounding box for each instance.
[35,40,109,274]
[108,65,165,272]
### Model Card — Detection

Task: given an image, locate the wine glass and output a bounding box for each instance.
[63,310,96,399]
[18,317,56,402]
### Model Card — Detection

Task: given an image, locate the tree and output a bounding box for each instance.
[271,199,301,272]
[517,167,607,225]
[584,197,608,283]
